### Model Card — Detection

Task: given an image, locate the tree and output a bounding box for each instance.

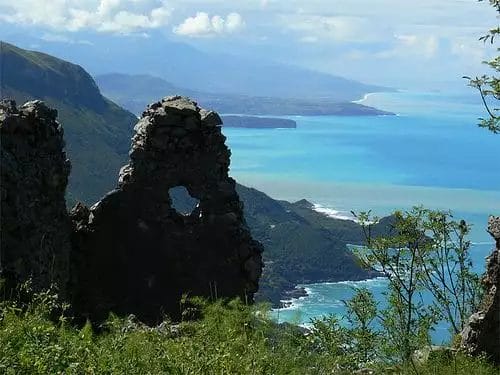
[465,0,500,133]
[343,287,379,366]
[354,208,434,362]
[353,207,483,362]
[418,211,483,335]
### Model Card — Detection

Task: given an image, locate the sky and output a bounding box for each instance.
[0,0,498,90]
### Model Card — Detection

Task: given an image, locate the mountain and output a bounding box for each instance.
[2,34,389,101]
[235,186,392,304]
[96,73,394,116]
[0,41,138,204]
[1,42,386,305]
[172,184,390,305]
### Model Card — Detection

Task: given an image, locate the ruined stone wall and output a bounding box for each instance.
[460,216,500,364]
[0,100,71,295]
[71,97,263,323]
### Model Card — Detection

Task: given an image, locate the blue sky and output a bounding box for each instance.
[0,0,497,90]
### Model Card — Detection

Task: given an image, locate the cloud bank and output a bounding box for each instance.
[0,0,172,34]
[173,12,244,37]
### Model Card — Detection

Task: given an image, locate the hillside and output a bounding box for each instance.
[172,184,388,305]
[96,73,394,117]
[0,41,137,204]
[1,42,385,305]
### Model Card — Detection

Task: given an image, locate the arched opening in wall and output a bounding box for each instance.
[168,186,200,216]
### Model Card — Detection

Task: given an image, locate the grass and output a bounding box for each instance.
[0,289,497,375]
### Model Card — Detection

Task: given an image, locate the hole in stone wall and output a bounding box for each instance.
[168,186,200,216]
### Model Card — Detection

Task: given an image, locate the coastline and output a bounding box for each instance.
[276,275,386,310]
[352,92,378,104]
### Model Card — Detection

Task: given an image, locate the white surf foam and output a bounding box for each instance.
[312,203,355,221]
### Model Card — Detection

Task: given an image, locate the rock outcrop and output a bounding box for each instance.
[460,216,500,364]
[0,100,72,295]
[70,97,263,323]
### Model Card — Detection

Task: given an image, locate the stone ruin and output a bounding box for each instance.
[0,97,263,324]
[0,100,72,296]
[460,216,500,364]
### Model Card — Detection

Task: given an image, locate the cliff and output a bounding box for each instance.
[460,216,500,364]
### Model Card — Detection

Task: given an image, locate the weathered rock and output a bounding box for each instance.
[71,97,263,324]
[460,216,500,364]
[0,100,71,295]
[412,346,456,366]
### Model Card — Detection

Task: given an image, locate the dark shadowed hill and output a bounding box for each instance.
[0,41,138,204]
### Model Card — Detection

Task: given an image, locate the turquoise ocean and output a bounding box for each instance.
[221,91,500,344]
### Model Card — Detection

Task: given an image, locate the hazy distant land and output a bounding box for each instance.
[96,73,395,117]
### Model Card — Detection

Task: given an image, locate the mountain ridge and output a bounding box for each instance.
[2,34,391,100]
[96,72,394,117]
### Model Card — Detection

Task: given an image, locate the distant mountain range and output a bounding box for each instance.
[0,41,386,305]
[96,73,394,117]
[2,33,391,101]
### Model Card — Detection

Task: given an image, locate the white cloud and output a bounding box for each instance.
[0,0,173,34]
[391,34,440,59]
[173,12,244,37]
[282,14,391,43]
[0,0,496,89]
[225,13,244,33]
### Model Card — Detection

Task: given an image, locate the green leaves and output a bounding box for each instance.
[0,286,497,374]
[466,1,500,133]
[353,207,482,363]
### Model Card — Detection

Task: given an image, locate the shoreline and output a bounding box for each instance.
[352,92,378,104]
[276,275,386,310]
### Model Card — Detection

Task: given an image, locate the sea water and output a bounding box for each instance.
[221,91,499,343]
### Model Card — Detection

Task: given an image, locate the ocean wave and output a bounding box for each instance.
[303,286,315,296]
[312,203,355,221]
[333,277,388,288]
[306,277,388,289]
[274,299,304,311]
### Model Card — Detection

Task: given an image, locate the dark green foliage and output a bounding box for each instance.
[169,183,386,306]
[343,288,379,365]
[235,185,386,305]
